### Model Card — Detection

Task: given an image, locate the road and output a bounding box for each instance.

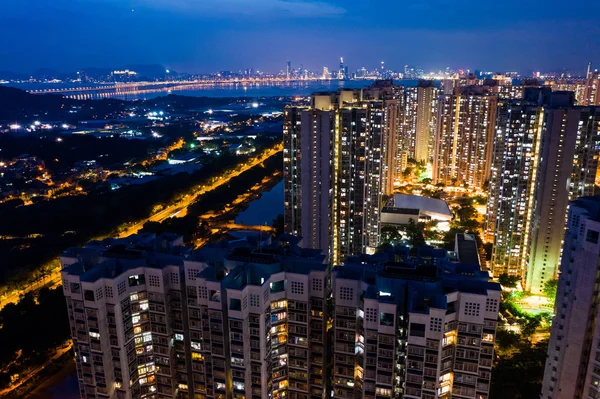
[0,144,282,311]
[0,343,73,397]
[116,143,282,238]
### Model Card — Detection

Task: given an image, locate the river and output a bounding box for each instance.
[4,79,422,100]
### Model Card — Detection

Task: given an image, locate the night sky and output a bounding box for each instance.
[3,0,600,74]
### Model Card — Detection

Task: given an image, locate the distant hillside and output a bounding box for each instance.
[0,86,77,120]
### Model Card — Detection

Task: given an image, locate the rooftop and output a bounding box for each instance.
[386,194,452,217]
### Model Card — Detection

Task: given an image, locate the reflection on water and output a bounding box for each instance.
[6,80,420,100]
[27,363,79,399]
[235,180,284,226]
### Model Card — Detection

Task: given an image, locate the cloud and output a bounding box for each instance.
[132,0,346,17]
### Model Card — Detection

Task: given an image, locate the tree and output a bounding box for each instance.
[491,340,548,399]
[421,178,432,185]
[498,273,520,288]
[521,314,543,337]
[543,279,559,302]
[495,330,521,351]
[404,219,426,248]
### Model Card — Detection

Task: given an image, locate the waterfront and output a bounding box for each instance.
[235,180,284,226]
[4,79,421,100]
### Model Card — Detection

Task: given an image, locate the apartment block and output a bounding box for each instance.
[432,86,498,189]
[331,241,500,399]
[284,84,401,263]
[542,196,600,399]
[61,234,328,399]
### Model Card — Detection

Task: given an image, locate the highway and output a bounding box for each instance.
[0,143,282,310]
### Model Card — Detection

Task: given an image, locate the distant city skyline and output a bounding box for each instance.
[3,0,600,74]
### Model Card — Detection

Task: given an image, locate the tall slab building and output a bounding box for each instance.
[284,83,403,264]
[525,99,600,292]
[542,196,600,398]
[484,88,549,276]
[432,86,498,189]
[403,80,438,163]
[61,232,500,399]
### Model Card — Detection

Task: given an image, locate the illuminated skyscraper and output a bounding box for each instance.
[403,80,437,162]
[432,86,498,189]
[525,96,600,293]
[331,238,500,399]
[582,62,600,106]
[61,234,329,399]
[485,88,550,277]
[62,232,500,399]
[542,196,600,398]
[284,84,401,263]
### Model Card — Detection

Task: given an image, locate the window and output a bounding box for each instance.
[95,288,103,301]
[198,286,207,299]
[270,280,285,293]
[486,298,498,313]
[380,312,394,327]
[187,269,199,281]
[339,286,354,302]
[229,298,242,310]
[70,283,81,294]
[312,278,323,292]
[464,302,480,317]
[366,308,377,323]
[430,317,442,332]
[148,275,160,288]
[170,272,179,285]
[250,294,260,307]
[117,281,126,296]
[84,290,95,301]
[105,286,113,298]
[410,323,426,337]
[587,229,599,244]
[242,296,248,310]
[291,281,304,295]
[128,274,145,287]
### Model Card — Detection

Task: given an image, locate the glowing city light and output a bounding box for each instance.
[252,102,259,108]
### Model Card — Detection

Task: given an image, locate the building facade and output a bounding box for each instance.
[542,196,600,399]
[432,87,498,189]
[404,81,437,163]
[525,99,600,293]
[583,64,600,106]
[485,89,547,277]
[62,233,500,399]
[331,244,500,399]
[284,85,401,264]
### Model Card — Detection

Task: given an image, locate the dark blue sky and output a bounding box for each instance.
[2,0,599,74]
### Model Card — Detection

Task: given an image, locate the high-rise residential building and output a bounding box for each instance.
[432,86,498,189]
[541,196,600,399]
[331,236,500,399]
[525,96,600,293]
[583,63,600,106]
[284,84,403,263]
[484,88,550,276]
[61,233,329,399]
[403,80,437,163]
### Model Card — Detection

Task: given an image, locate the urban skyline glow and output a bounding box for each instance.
[2,0,600,74]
